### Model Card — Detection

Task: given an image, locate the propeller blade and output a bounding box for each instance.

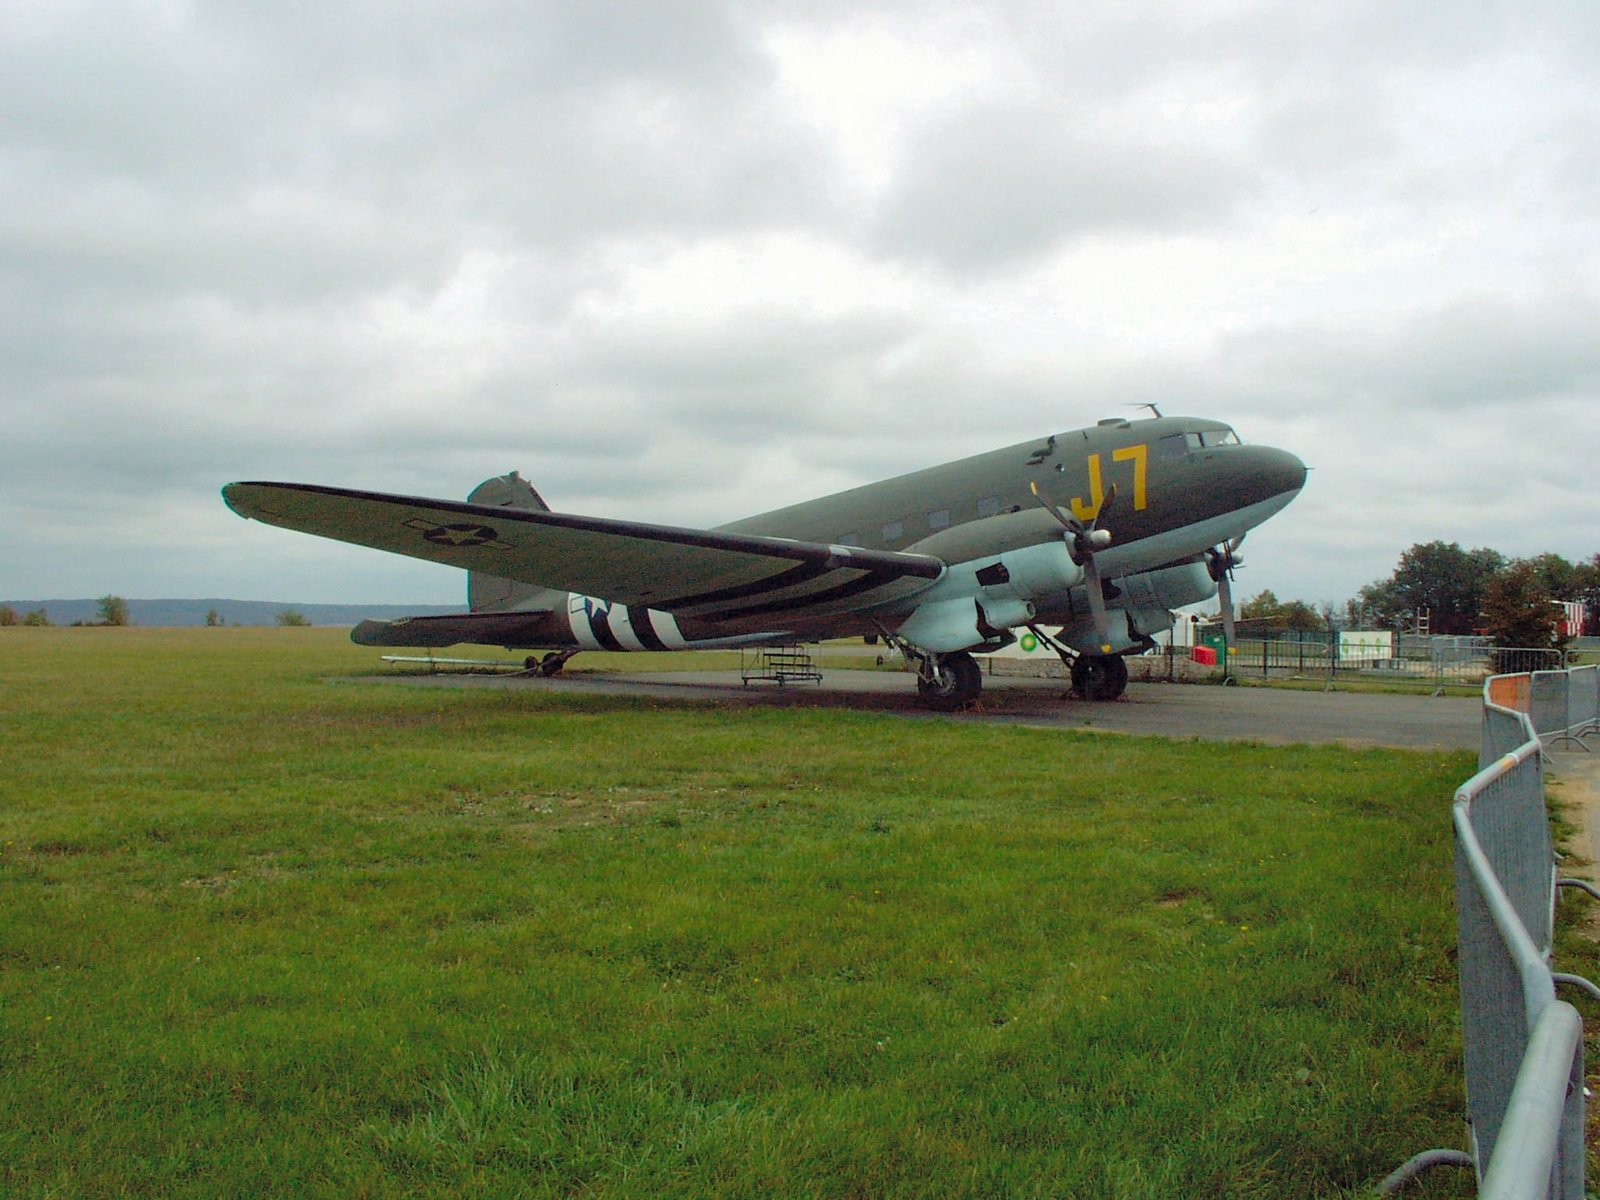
[1028,479,1077,531]
[1094,482,1118,525]
[1217,567,1236,657]
[1082,554,1113,653]
[1030,478,1117,652]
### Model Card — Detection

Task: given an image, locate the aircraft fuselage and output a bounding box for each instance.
[405,414,1306,663]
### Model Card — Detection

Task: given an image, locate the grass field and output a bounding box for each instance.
[0,627,1526,1197]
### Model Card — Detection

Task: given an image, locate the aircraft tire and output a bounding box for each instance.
[1072,654,1128,701]
[917,651,982,711]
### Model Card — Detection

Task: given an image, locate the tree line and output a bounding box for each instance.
[1238,543,1598,648]
[0,598,313,627]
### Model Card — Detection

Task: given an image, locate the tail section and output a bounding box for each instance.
[466,471,567,614]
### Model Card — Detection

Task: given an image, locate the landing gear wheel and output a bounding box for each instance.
[532,651,573,677]
[916,651,983,712]
[1072,654,1128,701]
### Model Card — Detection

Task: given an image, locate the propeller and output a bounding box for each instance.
[1030,480,1118,653]
[1205,536,1246,659]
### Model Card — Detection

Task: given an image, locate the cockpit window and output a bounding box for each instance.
[1164,427,1242,456]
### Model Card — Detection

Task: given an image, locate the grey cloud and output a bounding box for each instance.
[1210,294,1600,413]
[3,1,1598,606]
[869,103,1253,273]
[2,0,841,317]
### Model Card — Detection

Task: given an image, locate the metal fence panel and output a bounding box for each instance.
[1529,673,1569,739]
[1455,816,1536,1174]
[1566,666,1597,735]
[1453,743,1562,1185]
[1482,705,1537,771]
[1492,649,1567,676]
[1462,752,1555,956]
[1478,1001,1584,1200]
[1391,671,1589,1197]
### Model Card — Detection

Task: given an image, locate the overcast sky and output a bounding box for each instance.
[4,0,1597,608]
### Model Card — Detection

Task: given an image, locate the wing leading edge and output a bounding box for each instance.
[222,481,944,623]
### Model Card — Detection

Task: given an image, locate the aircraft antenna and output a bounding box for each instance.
[1130,402,1163,418]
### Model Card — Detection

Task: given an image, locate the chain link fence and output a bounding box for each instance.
[1212,632,1569,692]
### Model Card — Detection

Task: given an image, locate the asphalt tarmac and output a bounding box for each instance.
[381,666,1482,753]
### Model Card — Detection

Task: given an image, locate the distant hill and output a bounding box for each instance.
[0,598,465,627]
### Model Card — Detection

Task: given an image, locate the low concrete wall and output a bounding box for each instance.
[980,652,1218,684]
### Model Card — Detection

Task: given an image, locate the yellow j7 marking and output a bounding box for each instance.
[1071,443,1148,520]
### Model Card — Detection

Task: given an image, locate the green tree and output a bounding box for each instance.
[1238,590,1323,632]
[1573,554,1600,635]
[98,595,130,626]
[1390,541,1505,634]
[1277,599,1323,631]
[1238,589,1281,622]
[1480,562,1564,650]
[1519,552,1578,600]
[22,609,52,627]
[1349,579,1405,630]
[0,604,17,627]
[205,608,222,627]
[276,609,311,627]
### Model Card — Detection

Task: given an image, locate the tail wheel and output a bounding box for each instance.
[1072,654,1128,701]
[916,651,983,711]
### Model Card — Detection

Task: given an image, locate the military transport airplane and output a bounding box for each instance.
[223,413,1306,710]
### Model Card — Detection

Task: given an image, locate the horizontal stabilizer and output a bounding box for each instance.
[351,611,563,648]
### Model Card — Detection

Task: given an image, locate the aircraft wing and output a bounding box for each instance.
[223,482,945,619]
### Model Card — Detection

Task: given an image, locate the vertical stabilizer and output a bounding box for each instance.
[466,472,564,613]
[467,470,549,513]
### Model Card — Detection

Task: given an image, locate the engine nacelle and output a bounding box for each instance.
[1114,561,1217,614]
[993,540,1086,605]
[1049,560,1219,656]
[892,540,1088,653]
[893,598,986,654]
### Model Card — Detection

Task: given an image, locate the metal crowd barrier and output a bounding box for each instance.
[1383,669,1599,1196]
[1529,666,1600,751]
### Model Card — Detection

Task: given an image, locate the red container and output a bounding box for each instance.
[1191,645,1218,666]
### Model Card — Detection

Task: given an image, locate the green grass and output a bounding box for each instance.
[0,627,1514,1197]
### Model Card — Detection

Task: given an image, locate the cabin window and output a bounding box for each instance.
[927,508,950,530]
[881,520,903,541]
[838,531,860,547]
[1185,432,1204,451]
[1199,428,1240,447]
[1158,433,1188,459]
[976,495,1002,518]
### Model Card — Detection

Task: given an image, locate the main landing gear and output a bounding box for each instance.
[882,627,1131,711]
[1070,653,1128,702]
[524,650,577,676]
[915,651,983,712]
[1028,624,1129,702]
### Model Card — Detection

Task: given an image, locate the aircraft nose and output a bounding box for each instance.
[1259,446,1308,498]
[1224,443,1307,510]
